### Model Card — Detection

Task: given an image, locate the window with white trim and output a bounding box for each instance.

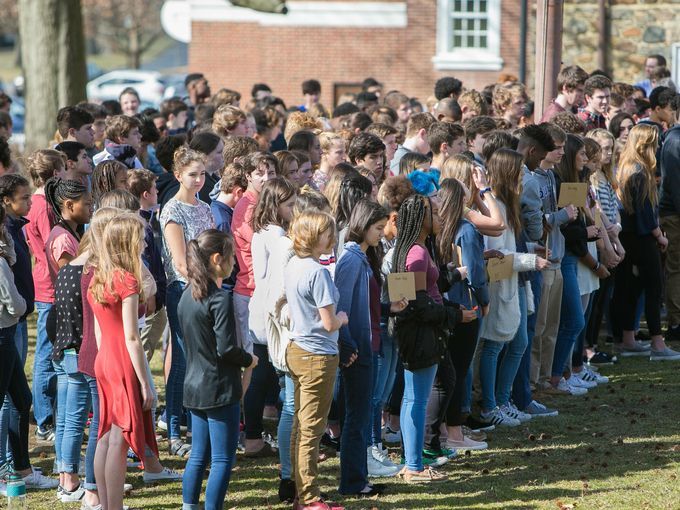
[432,0,503,71]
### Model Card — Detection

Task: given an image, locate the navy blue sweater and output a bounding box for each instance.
[5,215,34,319]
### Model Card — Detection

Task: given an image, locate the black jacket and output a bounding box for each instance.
[5,215,34,319]
[139,209,167,308]
[178,281,253,410]
[659,125,680,217]
[393,290,461,371]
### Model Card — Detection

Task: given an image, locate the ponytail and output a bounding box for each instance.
[186,229,234,301]
[44,177,88,240]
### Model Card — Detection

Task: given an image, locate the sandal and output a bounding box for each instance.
[398,466,448,483]
[169,439,192,458]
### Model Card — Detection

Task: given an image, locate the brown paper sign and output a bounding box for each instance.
[387,272,416,301]
[594,211,604,229]
[487,254,514,282]
[558,183,588,208]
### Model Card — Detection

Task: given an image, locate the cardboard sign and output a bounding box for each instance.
[487,254,514,282]
[387,272,416,301]
[558,183,588,208]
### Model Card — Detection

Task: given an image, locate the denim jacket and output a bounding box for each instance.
[446,219,489,314]
[335,242,373,367]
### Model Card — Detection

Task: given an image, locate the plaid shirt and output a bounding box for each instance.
[577,108,606,132]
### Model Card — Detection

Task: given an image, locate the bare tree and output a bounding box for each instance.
[18,0,86,150]
[82,0,165,69]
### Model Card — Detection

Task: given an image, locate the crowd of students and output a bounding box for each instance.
[0,61,679,510]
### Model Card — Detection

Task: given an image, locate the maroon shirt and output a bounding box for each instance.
[540,101,566,123]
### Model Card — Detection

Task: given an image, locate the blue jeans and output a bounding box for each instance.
[84,375,98,490]
[243,344,279,440]
[480,285,528,410]
[0,320,27,465]
[166,281,188,440]
[552,255,586,377]
[371,325,398,445]
[53,352,90,473]
[277,373,295,480]
[513,272,542,410]
[401,363,437,472]
[339,361,372,494]
[572,293,594,369]
[182,403,240,510]
[32,302,56,428]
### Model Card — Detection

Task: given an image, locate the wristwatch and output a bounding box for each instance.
[479,187,492,198]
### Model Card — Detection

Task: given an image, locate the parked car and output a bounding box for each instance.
[161,74,188,100]
[87,70,166,105]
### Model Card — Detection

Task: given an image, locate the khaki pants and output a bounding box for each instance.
[531,267,563,385]
[661,215,680,327]
[141,306,168,362]
[286,341,338,504]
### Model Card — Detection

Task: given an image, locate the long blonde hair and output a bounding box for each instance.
[78,207,121,261]
[616,124,658,214]
[89,211,146,304]
[441,155,476,206]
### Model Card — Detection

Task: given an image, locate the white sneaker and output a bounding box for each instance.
[556,377,588,396]
[366,448,401,478]
[480,406,520,427]
[23,468,59,489]
[503,402,532,423]
[567,375,596,389]
[445,436,488,451]
[582,366,609,384]
[60,484,86,502]
[143,467,183,483]
[370,444,399,469]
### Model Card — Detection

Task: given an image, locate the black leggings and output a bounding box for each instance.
[0,324,32,471]
[611,233,663,336]
[445,320,479,425]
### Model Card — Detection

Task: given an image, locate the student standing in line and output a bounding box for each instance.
[179,230,258,510]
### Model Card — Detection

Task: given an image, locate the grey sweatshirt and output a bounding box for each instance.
[521,166,571,266]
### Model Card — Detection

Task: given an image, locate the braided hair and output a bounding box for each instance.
[92,160,127,209]
[44,177,88,241]
[393,194,427,273]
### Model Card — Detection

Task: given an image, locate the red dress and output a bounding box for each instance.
[87,270,158,465]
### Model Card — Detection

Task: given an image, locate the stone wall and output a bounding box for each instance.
[561,0,678,83]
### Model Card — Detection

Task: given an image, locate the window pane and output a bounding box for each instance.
[480,0,487,12]
[454,0,461,12]
[467,34,475,47]
[480,18,487,30]
[466,18,475,30]
[453,34,462,48]
[453,18,462,30]
[467,0,474,11]
[480,35,487,47]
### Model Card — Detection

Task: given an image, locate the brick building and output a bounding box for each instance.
[164,0,524,108]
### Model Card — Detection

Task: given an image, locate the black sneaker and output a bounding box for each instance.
[35,424,55,442]
[465,415,495,433]
[665,325,680,343]
[320,432,340,451]
[587,351,618,365]
[278,478,295,503]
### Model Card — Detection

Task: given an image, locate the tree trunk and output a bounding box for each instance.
[18,0,87,151]
[59,0,88,106]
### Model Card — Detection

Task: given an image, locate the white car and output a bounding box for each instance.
[87,70,166,105]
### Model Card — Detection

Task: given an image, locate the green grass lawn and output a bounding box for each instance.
[16,316,680,510]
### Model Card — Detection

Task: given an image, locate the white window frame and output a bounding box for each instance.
[432,0,503,71]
